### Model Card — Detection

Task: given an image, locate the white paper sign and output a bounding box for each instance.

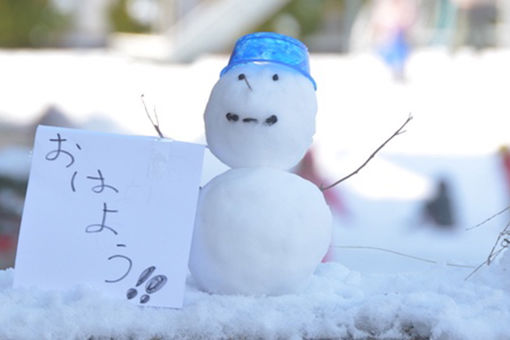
[14,126,205,308]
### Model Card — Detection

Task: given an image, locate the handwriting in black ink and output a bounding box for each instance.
[45,133,81,168]
[86,169,119,193]
[45,131,141,293]
[86,202,119,235]
[105,254,133,283]
[70,171,78,192]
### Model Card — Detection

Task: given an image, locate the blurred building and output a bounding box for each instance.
[1,0,508,58]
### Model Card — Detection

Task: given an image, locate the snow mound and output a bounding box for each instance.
[1,263,509,339]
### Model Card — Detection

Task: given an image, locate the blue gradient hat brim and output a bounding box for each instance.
[220,32,317,90]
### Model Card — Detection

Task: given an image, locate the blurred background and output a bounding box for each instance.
[1,0,510,274]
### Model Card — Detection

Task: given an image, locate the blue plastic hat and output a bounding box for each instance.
[220,32,316,90]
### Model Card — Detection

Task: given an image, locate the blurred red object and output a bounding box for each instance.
[501,146,510,193]
[0,234,14,253]
[296,150,347,217]
[296,149,348,263]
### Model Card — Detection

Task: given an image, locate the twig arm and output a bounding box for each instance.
[141,94,165,138]
[321,114,413,192]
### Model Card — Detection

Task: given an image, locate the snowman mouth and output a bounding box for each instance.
[226,113,278,126]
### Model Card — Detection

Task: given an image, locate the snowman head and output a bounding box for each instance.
[204,32,318,170]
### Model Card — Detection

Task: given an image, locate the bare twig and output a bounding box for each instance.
[487,221,510,265]
[141,94,165,138]
[466,205,510,231]
[238,74,252,91]
[465,219,510,280]
[465,247,507,280]
[321,114,413,192]
[332,245,475,269]
[464,259,491,281]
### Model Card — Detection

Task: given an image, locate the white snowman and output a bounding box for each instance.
[189,32,332,295]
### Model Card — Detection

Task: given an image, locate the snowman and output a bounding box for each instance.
[189,32,332,295]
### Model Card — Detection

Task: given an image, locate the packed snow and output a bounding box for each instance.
[190,168,331,295]
[204,62,317,169]
[1,260,510,339]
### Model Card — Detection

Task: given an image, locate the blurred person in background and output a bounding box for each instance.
[369,0,417,80]
[422,178,456,229]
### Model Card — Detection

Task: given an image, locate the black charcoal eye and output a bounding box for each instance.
[264,115,278,126]
[226,113,239,122]
[238,74,246,80]
[272,74,279,81]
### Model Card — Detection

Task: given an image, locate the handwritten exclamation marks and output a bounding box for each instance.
[126,266,168,304]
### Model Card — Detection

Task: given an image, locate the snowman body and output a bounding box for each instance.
[189,33,332,295]
[190,167,331,295]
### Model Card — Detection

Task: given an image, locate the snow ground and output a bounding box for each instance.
[1,48,510,338]
[1,260,509,340]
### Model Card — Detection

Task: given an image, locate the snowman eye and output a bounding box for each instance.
[272,74,279,81]
[226,112,239,122]
[238,74,246,80]
[265,115,278,126]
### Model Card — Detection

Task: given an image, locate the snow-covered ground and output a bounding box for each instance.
[1,48,510,338]
[0,258,509,339]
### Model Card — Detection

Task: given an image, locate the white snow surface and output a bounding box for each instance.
[190,168,331,295]
[1,262,509,340]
